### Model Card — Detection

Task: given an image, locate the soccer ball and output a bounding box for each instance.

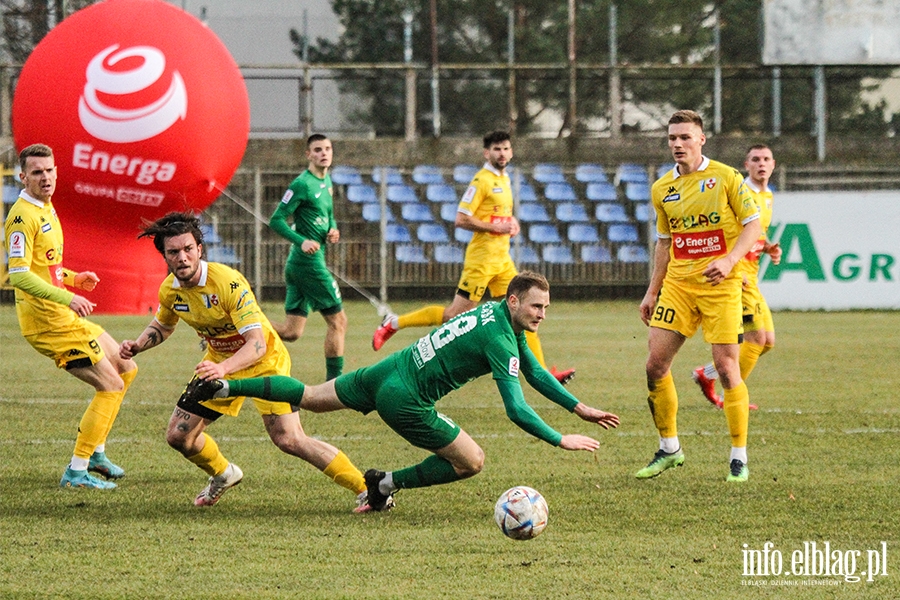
[493,486,549,540]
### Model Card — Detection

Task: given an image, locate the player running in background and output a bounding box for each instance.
[186,271,619,512]
[692,144,782,408]
[637,110,761,482]
[119,212,370,509]
[372,131,575,385]
[5,143,138,490]
[268,134,347,380]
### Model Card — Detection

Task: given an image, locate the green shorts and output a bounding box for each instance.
[284,258,342,317]
[334,355,461,451]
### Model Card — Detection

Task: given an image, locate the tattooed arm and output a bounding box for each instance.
[193,327,267,381]
[119,318,176,359]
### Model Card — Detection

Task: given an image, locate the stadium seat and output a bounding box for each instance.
[657,163,676,179]
[528,224,562,244]
[575,163,608,183]
[330,165,363,185]
[617,244,650,263]
[453,164,479,184]
[372,166,404,185]
[426,183,457,203]
[625,182,650,202]
[543,182,577,202]
[362,203,393,222]
[204,245,240,265]
[595,203,630,223]
[401,203,434,222]
[199,223,222,245]
[395,244,429,263]
[385,223,411,242]
[581,244,613,263]
[455,228,474,244]
[510,244,539,264]
[608,223,640,243]
[417,223,449,243]
[386,184,418,203]
[412,165,444,184]
[542,244,574,264]
[635,203,653,222]
[585,182,618,201]
[615,163,649,185]
[440,203,458,222]
[518,203,551,223]
[555,202,590,223]
[347,184,377,203]
[568,224,600,244]
[533,163,566,184]
[516,182,538,202]
[434,244,464,264]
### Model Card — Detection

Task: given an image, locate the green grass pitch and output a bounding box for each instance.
[1,300,897,598]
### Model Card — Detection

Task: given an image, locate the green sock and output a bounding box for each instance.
[228,376,305,404]
[326,356,344,381]
[391,455,461,490]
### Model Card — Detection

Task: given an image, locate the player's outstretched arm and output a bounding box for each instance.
[573,403,620,430]
[558,434,600,452]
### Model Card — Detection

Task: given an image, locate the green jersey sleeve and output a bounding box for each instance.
[519,341,580,412]
[496,378,563,446]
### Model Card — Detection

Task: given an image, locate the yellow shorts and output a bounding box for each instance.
[198,346,294,418]
[742,282,774,333]
[652,277,743,344]
[24,319,106,370]
[457,255,518,302]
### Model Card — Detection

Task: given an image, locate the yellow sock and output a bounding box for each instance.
[398,305,445,329]
[73,391,121,459]
[100,366,139,444]
[722,381,750,448]
[647,373,678,438]
[524,330,547,368]
[187,432,229,477]
[323,451,366,494]
[739,342,766,381]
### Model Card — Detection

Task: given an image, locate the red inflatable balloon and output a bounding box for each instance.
[13,0,249,313]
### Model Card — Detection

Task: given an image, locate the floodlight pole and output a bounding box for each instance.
[429,0,441,137]
[609,3,621,138]
[403,10,416,141]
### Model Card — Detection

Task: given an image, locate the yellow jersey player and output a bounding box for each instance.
[5,143,138,490]
[693,145,782,408]
[371,131,575,384]
[636,110,761,482]
[118,212,372,510]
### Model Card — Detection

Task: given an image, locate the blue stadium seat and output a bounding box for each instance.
[386,184,418,203]
[585,182,618,201]
[617,244,650,263]
[440,203,458,222]
[453,164,479,184]
[625,182,650,202]
[555,202,589,223]
[608,223,639,243]
[657,163,676,179]
[533,163,566,184]
[372,166,404,185]
[362,204,393,222]
[516,182,538,202]
[385,223,411,242]
[615,163,649,185]
[575,163,608,183]
[581,244,613,263]
[330,165,363,185]
[204,245,240,265]
[595,203,630,223]
[568,224,600,243]
[347,184,377,203]
[529,224,562,244]
[412,165,444,184]
[544,182,577,202]
[401,203,434,222]
[635,203,653,222]
[417,223,449,243]
[518,203,550,223]
[542,244,574,264]
[434,244,464,264]
[510,244,539,264]
[395,244,429,263]
[455,228,474,244]
[199,223,222,245]
[426,183,457,203]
